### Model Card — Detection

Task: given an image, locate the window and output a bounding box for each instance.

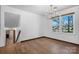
[62,14,73,33]
[52,17,59,32]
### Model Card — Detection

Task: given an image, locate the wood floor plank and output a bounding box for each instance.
[0,37,79,54]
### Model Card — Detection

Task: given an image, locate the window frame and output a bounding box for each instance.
[62,13,74,33]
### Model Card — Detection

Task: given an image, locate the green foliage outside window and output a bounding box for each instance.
[52,17,59,32]
[62,14,73,33]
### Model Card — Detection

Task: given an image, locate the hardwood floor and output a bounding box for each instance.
[0,37,79,54]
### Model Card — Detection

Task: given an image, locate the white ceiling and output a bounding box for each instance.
[8,5,76,16]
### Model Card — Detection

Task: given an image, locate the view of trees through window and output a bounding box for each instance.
[51,13,73,33]
[52,17,59,32]
[62,14,73,33]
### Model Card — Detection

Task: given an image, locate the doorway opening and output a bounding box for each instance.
[4,12,20,46]
[6,29,15,46]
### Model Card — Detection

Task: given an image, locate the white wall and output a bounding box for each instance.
[0,6,5,47]
[0,6,1,39]
[43,6,79,44]
[19,10,44,41]
[0,6,1,32]
[0,5,45,47]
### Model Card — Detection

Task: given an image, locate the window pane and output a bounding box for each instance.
[52,17,59,32]
[62,16,69,32]
[62,14,73,33]
[68,15,73,33]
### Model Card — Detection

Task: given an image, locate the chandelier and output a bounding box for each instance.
[48,5,57,19]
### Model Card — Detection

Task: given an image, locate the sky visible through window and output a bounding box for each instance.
[51,14,73,33]
[52,18,59,26]
[63,16,68,25]
[52,17,59,32]
[62,14,73,33]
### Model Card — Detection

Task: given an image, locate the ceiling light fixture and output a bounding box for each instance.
[48,5,57,19]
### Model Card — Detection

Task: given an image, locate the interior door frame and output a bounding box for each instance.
[13,30,15,43]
